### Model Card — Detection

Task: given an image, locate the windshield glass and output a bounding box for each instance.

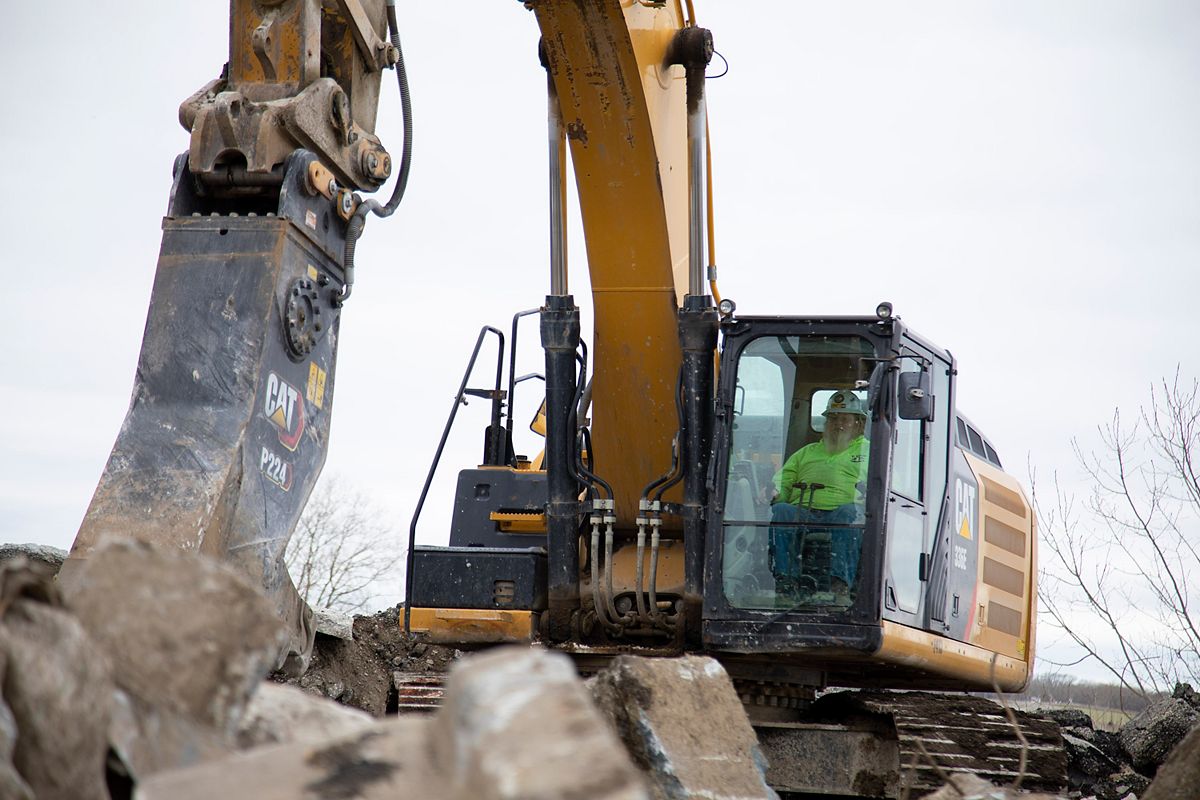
[721,335,875,611]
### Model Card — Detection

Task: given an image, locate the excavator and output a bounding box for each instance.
[400,2,1062,796]
[63,0,1062,796]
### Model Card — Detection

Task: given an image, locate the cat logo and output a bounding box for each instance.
[955,478,977,540]
[264,372,305,451]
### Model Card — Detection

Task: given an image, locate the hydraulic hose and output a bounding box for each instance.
[570,346,614,500]
[341,0,413,304]
[643,368,687,503]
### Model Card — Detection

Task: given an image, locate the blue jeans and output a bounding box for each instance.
[769,503,862,588]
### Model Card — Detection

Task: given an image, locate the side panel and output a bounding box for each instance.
[964,453,1036,665]
[907,450,1035,669]
[448,467,548,548]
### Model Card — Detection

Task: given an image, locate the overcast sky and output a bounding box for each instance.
[3,2,1197,682]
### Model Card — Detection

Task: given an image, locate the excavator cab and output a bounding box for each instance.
[700,312,1013,690]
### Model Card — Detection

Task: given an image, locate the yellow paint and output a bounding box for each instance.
[606,538,686,595]
[230,1,309,87]
[489,511,547,534]
[959,514,971,540]
[307,264,319,281]
[306,362,327,409]
[532,1,691,527]
[405,607,535,644]
[962,452,1036,667]
[876,621,1029,692]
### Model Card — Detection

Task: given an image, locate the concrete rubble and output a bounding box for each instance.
[0,558,113,800]
[236,683,375,749]
[1039,686,1200,800]
[1140,721,1200,800]
[0,544,67,573]
[590,654,777,800]
[2,537,1199,799]
[311,607,354,641]
[140,646,649,800]
[1116,686,1200,776]
[430,646,648,800]
[59,539,288,780]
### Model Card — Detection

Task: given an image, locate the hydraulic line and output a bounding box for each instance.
[589,506,622,634]
[561,344,627,633]
[705,114,722,306]
[649,520,670,628]
[643,369,686,503]
[602,506,625,628]
[569,346,613,499]
[341,0,413,304]
[637,369,684,631]
[633,516,649,624]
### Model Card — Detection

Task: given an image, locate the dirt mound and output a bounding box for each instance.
[275,606,464,716]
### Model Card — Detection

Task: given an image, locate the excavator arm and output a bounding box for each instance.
[535,1,699,524]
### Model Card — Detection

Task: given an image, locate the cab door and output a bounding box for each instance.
[881,341,952,629]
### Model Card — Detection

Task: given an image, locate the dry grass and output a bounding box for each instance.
[1014,701,1134,732]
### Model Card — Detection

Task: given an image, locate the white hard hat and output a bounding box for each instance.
[823,391,867,418]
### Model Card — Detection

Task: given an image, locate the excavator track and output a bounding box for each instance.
[868,691,1065,793]
[755,689,1067,798]
[392,671,446,713]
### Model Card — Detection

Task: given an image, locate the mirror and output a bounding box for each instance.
[898,371,934,421]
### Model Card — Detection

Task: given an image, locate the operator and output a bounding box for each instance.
[769,391,869,601]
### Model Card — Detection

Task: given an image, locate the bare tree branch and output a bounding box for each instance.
[285,476,401,613]
[1035,372,1200,696]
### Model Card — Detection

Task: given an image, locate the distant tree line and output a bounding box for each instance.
[1003,673,1165,714]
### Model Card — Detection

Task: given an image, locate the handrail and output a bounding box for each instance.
[403,325,504,634]
[505,308,543,465]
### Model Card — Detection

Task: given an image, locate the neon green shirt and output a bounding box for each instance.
[773,435,869,510]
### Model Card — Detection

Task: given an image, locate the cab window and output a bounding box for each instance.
[721,335,875,611]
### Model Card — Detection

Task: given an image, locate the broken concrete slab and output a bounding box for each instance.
[1171,681,1200,710]
[1091,769,1152,800]
[433,646,650,800]
[1067,725,1126,768]
[136,717,435,800]
[1142,722,1200,800]
[0,560,113,800]
[0,543,67,573]
[590,655,776,800]
[1117,694,1200,775]
[1038,707,1094,730]
[1061,731,1120,793]
[313,607,354,641]
[142,646,649,800]
[237,682,375,749]
[59,539,287,778]
[107,687,231,785]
